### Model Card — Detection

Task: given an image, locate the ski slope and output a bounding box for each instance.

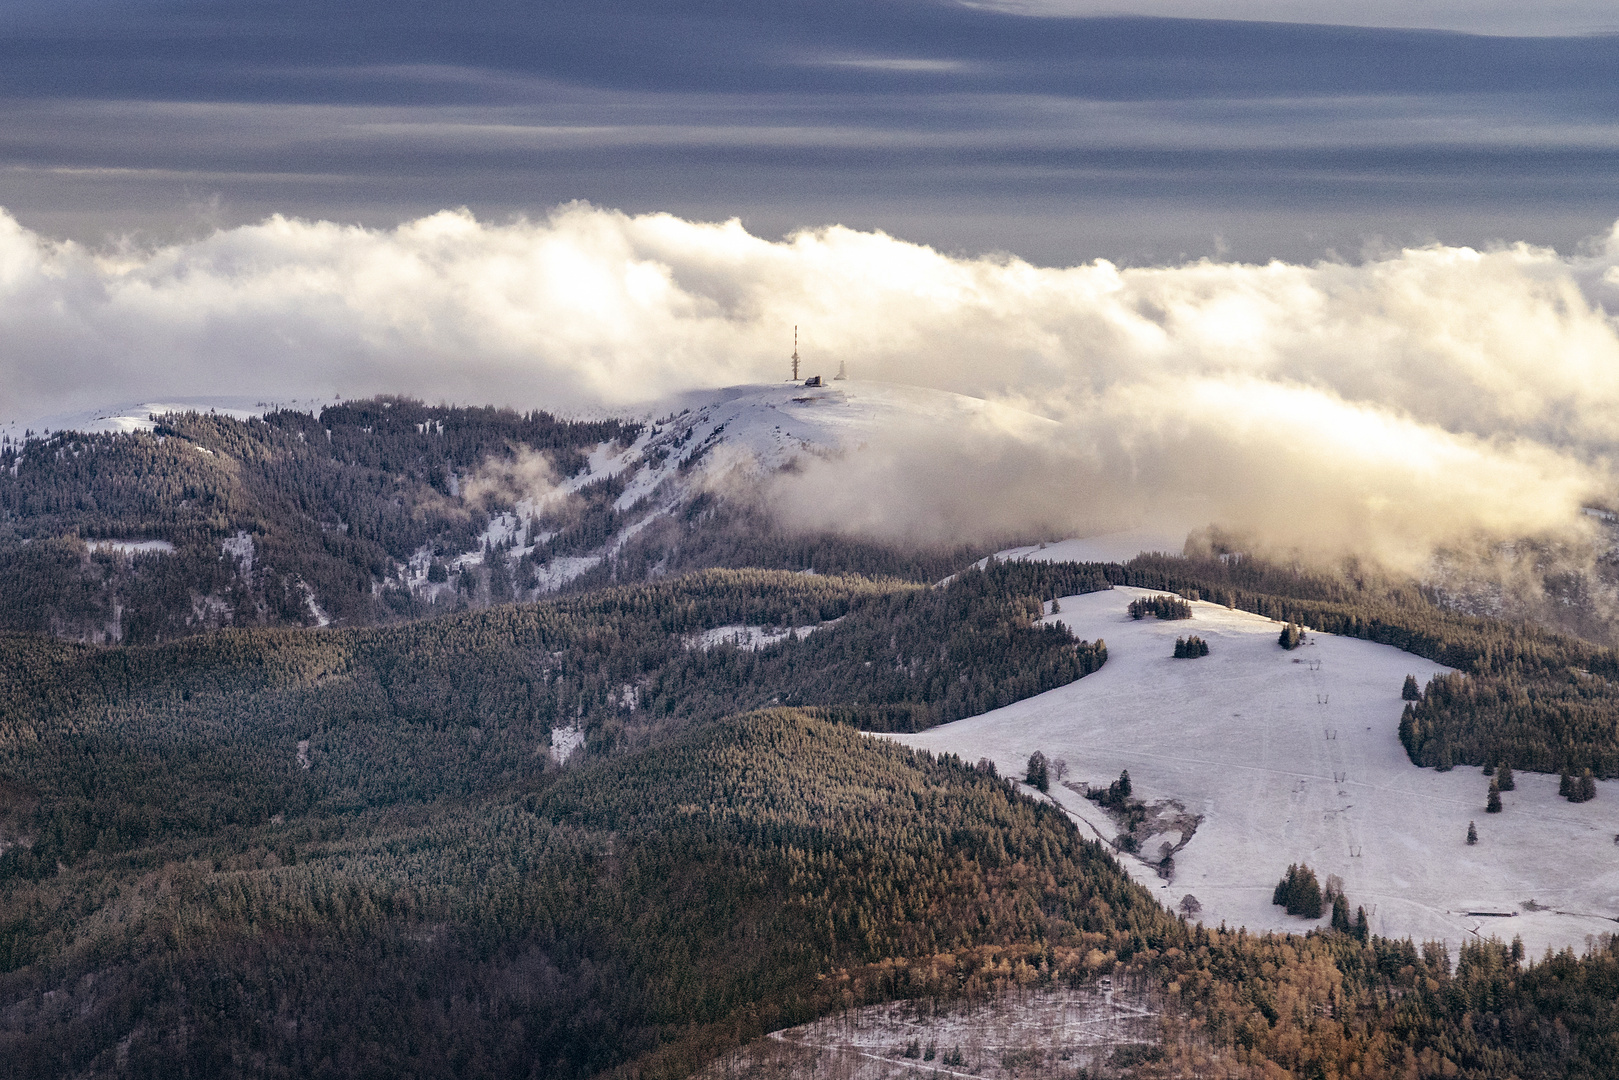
[889,586,1619,957]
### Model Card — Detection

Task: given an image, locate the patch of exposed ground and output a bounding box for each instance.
[1063,781,1201,883]
[697,982,1161,1080]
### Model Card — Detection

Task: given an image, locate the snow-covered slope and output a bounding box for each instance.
[620,379,1056,502]
[988,530,1190,567]
[490,380,1057,591]
[1,396,318,439]
[888,586,1619,957]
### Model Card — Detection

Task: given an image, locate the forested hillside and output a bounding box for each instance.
[0,565,1107,880]
[13,412,1619,1077]
[0,400,983,643]
[0,399,634,640]
[5,617,1619,1078]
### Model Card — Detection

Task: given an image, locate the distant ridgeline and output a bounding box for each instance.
[0,399,980,644]
[0,399,630,640]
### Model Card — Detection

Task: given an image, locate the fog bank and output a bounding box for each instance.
[4,203,1619,563]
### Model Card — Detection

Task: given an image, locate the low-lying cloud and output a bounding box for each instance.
[4,202,1619,565]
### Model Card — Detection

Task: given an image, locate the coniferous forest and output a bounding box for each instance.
[13,413,1619,1076]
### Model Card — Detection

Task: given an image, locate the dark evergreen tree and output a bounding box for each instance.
[1486,779,1502,813]
[1560,769,1574,798]
[1467,820,1478,845]
[1278,623,1305,650]
[1572,768,1598,803]
[1352,906,1369,942]
[1402,674,1421,700]
[1025,750,1049,793]
[1497,762,1515,791]
[1127,594,1192,620]
[1331,892,1351,933]
[1172,634,1209,658]
[1272,863,1323,918]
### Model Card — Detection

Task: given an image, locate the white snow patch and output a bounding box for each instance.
[220,531,255,573]
[642,381,1052,486]
[86,539,175,557]
[987,529,1188,568]
[550,725,586,764]
[684,622,834,651]
[708,985,1158,1079]
[300,585,331,627]
[533,555,603,592]
[296,740,311,770]
[887,586,1619,956]
[2,396,315,440]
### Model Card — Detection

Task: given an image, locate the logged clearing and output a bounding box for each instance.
[699,982,1161,1080]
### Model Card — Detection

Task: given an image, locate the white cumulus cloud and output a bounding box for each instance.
[4,201,1619,564]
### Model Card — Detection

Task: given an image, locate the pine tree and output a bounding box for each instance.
[1560,769,1574,798]
[1402,674,1421,700]
[1497,762,1514,791]
[1279,623,1305,650]
[1025,750,1049,793]
[1466,820,1478,844]
[1486,779,1502,813]
[1331,892,1351,932]
[1353,906,1369,942]
[1573,769,1597,803]
[1272,863,1324,918]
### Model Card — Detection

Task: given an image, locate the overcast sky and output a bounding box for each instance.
[2,0,1617,264]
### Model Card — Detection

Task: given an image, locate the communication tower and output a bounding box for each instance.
[791,326,800,382]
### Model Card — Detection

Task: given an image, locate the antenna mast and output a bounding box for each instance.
[791,326,800,382]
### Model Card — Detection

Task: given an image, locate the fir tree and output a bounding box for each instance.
[1025,750,1049,793]
[1353,906,1369,941]
[1560,769,1574,798]
[1467,820,1478,845]
[1272,863,1324,918]
[1571,768,1597,803]
[1279,623,1305,650]
[1331,892,1351,933]
[1486,779,1502,813]
[1497,762,1515,791]
[1402,674,1421,700]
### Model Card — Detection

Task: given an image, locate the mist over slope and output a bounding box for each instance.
[4,204,1619,572]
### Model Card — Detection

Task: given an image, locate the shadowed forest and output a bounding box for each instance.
[9,413,1619,1076]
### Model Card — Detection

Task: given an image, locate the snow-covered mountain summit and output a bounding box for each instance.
[474,379,1060,591]
[629,379,1054,485]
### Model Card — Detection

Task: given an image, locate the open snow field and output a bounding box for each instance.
[889,587,1619,957]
